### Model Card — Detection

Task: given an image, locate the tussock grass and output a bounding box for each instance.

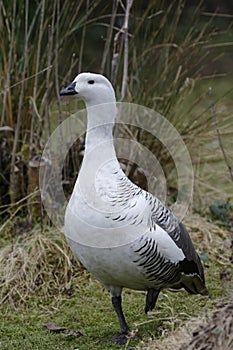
[137,299,233,350]
[187,300,233,350]
[136,316,207,350]
[184,213,231,256]
[0,228,81,305]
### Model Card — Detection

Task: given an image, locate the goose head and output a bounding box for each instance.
[60,72,116,108]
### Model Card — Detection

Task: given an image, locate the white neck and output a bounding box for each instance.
[76,103,120,208]
[84,104,116,161]
[81,103,118,171]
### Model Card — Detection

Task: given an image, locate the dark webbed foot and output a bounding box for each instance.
[110,333,140,346]
[145,288,160,313]
[109,333,128,346]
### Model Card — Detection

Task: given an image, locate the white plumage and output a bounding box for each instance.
[60,72,208,344]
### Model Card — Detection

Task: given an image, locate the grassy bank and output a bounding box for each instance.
[0,214,232,349]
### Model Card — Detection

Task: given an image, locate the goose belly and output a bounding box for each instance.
[66,237,155,290]
[64,201,149,289]
[64,192,183,291]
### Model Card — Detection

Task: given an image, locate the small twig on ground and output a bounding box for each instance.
[209,87,233,182]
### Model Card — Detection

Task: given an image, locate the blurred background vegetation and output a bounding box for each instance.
[0,1,232,349]
[0,0,232,224]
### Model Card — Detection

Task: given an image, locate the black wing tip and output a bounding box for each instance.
[179,258,200,275]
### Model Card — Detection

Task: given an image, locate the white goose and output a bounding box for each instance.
[60,73,208,344]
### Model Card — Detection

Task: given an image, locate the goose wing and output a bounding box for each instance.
[147,193,202,272]
[144,192,208,294]
[105,169,207,294]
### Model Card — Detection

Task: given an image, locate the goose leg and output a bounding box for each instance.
[109,295,130,345]
[145,288,160,313]
[112,295,130,335]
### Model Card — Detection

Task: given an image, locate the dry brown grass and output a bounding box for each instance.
[136,315,207,350]
[0,228,80,305]
[187,301,233,350]
[184,213,232,265]
[136,300,233,350]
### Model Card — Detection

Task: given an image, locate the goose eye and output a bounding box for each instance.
[88,80,95,85]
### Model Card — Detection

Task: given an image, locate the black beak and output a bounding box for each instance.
[60,82,78,96]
